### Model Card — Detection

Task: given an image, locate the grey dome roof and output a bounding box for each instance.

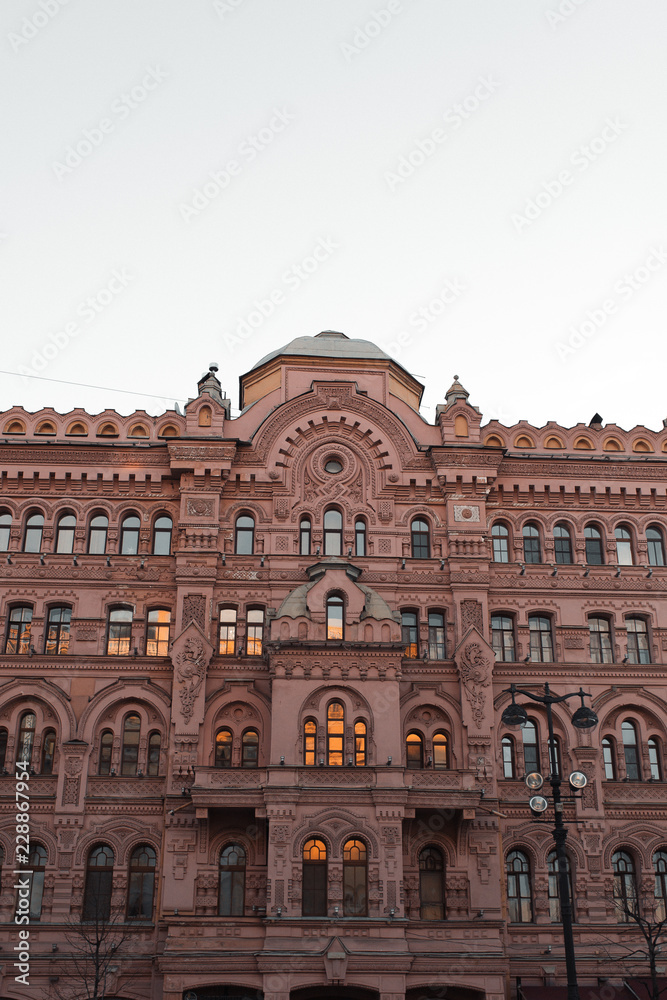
[251,331,392,370]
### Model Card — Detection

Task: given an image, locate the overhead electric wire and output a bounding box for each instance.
[0,368,188,403]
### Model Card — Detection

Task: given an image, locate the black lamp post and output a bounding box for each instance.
[501,683,598,1000]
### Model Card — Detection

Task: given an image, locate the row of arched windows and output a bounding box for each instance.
[0,710,162,777]
[234,513,433,559]
[506,849,667,923]
[502,718,663,782]
[0,510,172,556]
[491,612,652,664]
[0,842,155,922]
[3,605,171,656]
[492,520,666,566]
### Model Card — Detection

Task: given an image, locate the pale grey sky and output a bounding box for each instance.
[2,0,666,432]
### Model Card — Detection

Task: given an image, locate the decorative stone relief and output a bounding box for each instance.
[186,499,214,517]
[460,599,483,634]
[182,594,206,632]
[171,622,214,732]
[457,638,492,730]
[454,504,480,522]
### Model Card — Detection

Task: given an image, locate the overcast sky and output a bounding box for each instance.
[2,0,666,433]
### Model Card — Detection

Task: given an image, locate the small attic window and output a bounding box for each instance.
[573,436,594,450]
[35,421,57,435]
[603,438,623,452]
[66,421,88,436]
[3,419,25,434]
[514,435,535,449]
[97,422,119,437]
[158,424,180,438]
[633,439,653,453]
[544,436,564,449]
[198,406,212,427]
[485,434,505,448]
[454,415,469,438]
[128,424,149,438]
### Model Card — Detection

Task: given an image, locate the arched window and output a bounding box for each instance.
[355,519,366,557]
[622,721,640,781]
[626,616,650,664]
[411,518,430,559]
[41,729,56,774]
[23,513,44,553]
[585,524,604,565]
[246,608,264,656]
[45,606,71,655]
[304,720,317,766]
[152,515,172,555]
[127,845,156,920]
[107,607,132,655]
[428,611,445,660]
[355,721,367,766]
[554,523,573,564]
[0,727,7,770]
[502,735,516,778]
[419,846,445,920]
[215,729,232,768]
[98,730,113,775]
[491,614,515,662]
[528,615,553,662]
[302,839,327,916]
[5,605,33,654]
[218,607,237,656]
[27,843,47,920]
[589,616,613,664]
[235,514,255,555]
[547,851,574,923]
[55,513,76,554]
[121,713,141,776]
[523,523,541,563]
[87,514,108,554]
[401,610,419,658]
[521,720,540,774]
[343,839,367,916]
[406,732,424,770]
[602,737,616,780]
[83,845,114,921]
[647,526,666,567]
[326,593,344,640]
[615,525,633,565]
[120,514,141,555]
[327,702,344,766]
[548,736,562,778]
[491,522,509,563]
[612,850,637,921]
[433,732,448,769]
[506,850,532,922]
[17,711,36,765]
[0,511,11,552]
[241,729,259,768]
[649,737,662,781]
[146,609,170,656]
[0,844,3,892]
[654,850,667,921]
[300,517,311,556]
[323,508,343,556]
[219,843,246,916]
[147,731,161,776]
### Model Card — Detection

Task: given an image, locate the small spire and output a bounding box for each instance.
[197,362,223,403]
[445,376,469,405]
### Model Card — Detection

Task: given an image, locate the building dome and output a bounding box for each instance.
[251,331,393,370]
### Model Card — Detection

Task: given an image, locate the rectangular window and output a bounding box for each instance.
[246,609,264,656]
[219,608,237,656]
[428,612,446,659]
[491,615,515,662]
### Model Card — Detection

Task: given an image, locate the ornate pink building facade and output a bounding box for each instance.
[0,331,666,999]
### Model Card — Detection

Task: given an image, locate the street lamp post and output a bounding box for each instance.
[501,683,598,1000]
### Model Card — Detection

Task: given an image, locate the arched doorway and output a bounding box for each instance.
[291,988,378,1000]
[183,989,263,1000]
